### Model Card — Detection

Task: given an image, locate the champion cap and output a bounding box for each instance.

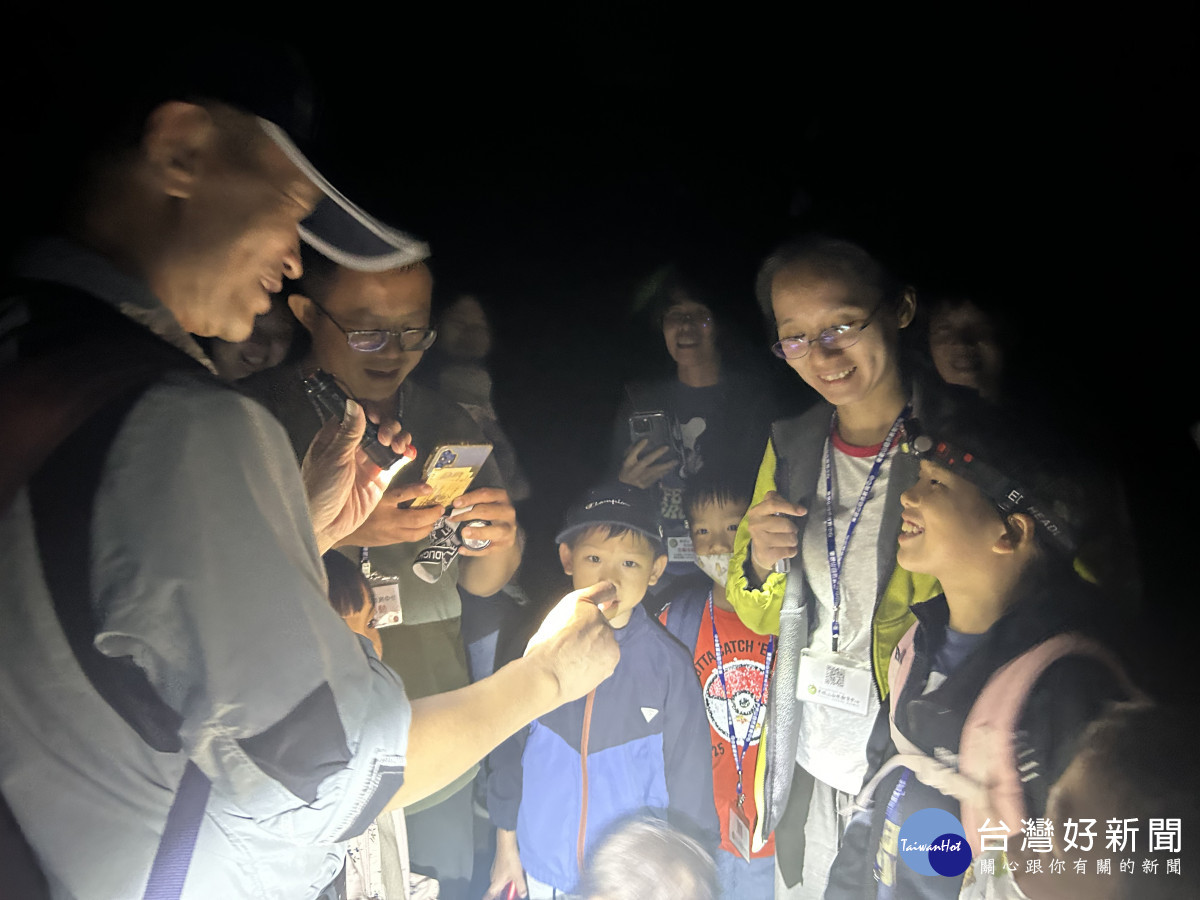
[556,482,666,553]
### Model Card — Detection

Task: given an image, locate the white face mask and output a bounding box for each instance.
[695,552,731,587]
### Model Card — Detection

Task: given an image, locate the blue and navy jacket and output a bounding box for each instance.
[487,603,719,892]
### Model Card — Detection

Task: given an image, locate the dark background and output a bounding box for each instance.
[3,8,1196,696]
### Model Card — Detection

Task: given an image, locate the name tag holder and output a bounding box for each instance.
[361,548,403,627]
[727,802,753,861]
[797,648,872,716]
[666,535,695,563]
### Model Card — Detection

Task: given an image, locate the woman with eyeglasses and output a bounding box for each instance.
[725,235,971,899]
[611,263,780,605]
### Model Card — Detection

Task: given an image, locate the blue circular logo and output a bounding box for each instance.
[897,809,972,877]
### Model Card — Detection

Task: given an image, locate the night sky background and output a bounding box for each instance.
[4,9,1196,697]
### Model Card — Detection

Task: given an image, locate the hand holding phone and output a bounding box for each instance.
[409,444,494,509]
[628,410,676,455]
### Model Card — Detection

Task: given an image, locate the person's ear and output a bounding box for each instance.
[896,286,917,330]
[142,101,216,200]
[288,293,319,334]
[558,542,574,576]
[648,553,668,586]
[993,512,1036,555]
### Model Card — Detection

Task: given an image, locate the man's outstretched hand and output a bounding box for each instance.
[524,581,620,705]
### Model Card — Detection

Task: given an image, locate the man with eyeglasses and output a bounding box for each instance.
[243,245,523,899]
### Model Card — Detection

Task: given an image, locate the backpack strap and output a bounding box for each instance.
[2,282,220,900]
[853,622,989,815]
[957,633,1144,856]
[141,761,213,900]
[862,627,1142,862]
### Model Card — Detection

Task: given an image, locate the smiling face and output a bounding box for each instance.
[928,300,1004,396]
[168,112,320,342]
[293,263,434,404]
[209,296,296,381]
[558,527,667,628]
[770,265,912,412]
[662,293,718,368]
[897,460,1009,584]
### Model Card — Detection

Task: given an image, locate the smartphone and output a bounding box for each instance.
[629,411,676,455]
[302,370,413,470]
[409,443,494,509]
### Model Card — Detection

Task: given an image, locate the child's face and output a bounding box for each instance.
[559,528,667,628]
[689,498,747,555]
[342,584,383,659]
[770,266,912,410]
[897,460,1008,582]
[688,497,748,587]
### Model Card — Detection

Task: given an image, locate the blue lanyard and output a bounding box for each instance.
[823,404,911,652]
[873,768,911,894]
[884,768,911,824]
[709,593,774,803]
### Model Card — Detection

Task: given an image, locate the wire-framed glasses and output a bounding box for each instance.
[310,298,437,352]
[770,303,883,360]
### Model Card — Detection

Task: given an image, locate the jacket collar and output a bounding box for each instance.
[17,238,217,373]
[614,602,651,644]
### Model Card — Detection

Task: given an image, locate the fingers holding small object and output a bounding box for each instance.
[457,519,494,551]
[576,580,617,612]
[375,419,414,455]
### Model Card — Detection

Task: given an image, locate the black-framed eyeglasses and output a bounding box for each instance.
[309,298,437,353]
[663,309,714,328]
[770,302,883,360]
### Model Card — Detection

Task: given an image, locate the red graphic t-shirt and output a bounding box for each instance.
[662,599,776,858]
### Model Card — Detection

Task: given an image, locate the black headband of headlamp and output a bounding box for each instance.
[899,419,1078,555]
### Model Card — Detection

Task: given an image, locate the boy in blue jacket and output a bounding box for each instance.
[485,482,719,899]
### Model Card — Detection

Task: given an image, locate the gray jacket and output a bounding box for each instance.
[752,385,959,886]
[0,241,413,899]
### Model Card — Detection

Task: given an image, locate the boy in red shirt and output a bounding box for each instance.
[660,476,777,898]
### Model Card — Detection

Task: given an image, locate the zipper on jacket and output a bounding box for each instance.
[577,689,596,875]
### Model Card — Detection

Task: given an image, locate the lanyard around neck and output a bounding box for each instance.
[709,593,774,803]
[823,403,911,652]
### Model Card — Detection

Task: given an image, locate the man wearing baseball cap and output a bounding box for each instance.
[0,41,617,900]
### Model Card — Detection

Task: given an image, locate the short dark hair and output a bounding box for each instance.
[292,243,345,307]
[290,244,431,309]
[322,550,371,617]
[754,234,904,327]
[646,264,722,327]
[682,472,753,522]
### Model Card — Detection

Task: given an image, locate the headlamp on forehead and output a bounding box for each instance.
[900,420,1078,555]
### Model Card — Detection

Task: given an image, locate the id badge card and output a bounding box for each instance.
[369,575,402,628]
[797,649,872,715]
[666,535,694,564]
[727,802,753,862]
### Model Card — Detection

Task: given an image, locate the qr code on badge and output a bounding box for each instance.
[824,665,845,688]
